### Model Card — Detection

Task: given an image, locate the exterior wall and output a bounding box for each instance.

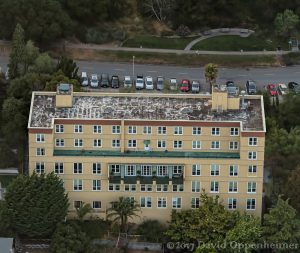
[28,121,265,223]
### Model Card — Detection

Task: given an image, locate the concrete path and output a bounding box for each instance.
[184,28,255,50]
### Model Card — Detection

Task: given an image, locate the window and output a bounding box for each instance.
[93,125,102,134]
[228,181,238,192]
[35,162,45,174]
[211,127,220,136]
[74,139,83,147]
[172,197,181,209]
[111,164,120,174]
[211,141,220,149]
[93,201,101,209]
[246,198,256,210]
[210,181,219,192]
[230,127,239,136]
[172,184,184,192]
[141,165,152,176]
[156,184,168,192]
[112,139,120,148]
[192,140,201,149]
[157,140,166,148]
[157,197,167,208]
[74,163,83,174]
[143,126,152,134]
[248,165,257,174]
[141,197,152,208]
[128,140,137,148]
[210,164,220,176]
[158,126,167,135]
[55,139,64,147]
[93,180,101,191]
[74,201,82,209]
[248,151,257,160]
[55,124,64,133]
[108,183,120,191]
[74,125,83,133]
[191,197,200,208]
[173,166,183,175]
[228,198,237,210]
[125,165,136,176]
[229,141,238,150]
[141,184,152,192]
[249,137,258,146]
[192,127,201,135]
[157,165,168,176]
[173,140,183,149]
[54,162,64,174]
[93,139,102,147]
[174,126,183,135]
[36,134,45,142]
[229,165,238,176]
[125,184,136,191]
[73,179,83,191]
[36,148,45,156]
[128,126,137,134]
[93,163,101,174]
[112,125,120,134]
[247,182,257,193]
[192,164,201,176]
[191,181,200,192]
[127,197,135,206]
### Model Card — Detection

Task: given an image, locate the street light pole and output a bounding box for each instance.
[132,55,135,78]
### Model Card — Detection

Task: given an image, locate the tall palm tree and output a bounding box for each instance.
[107,196,140,233]
[204,63,218,93]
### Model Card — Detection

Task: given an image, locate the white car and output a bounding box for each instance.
[90,74,99,88]
[145,76,154,90]
[170,78,177,90]
[81,72,89,86]
[135,75,144,89]
[278,83,288,95]
[123,76,132,88]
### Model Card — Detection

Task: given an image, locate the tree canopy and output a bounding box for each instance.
[0,173,69,238]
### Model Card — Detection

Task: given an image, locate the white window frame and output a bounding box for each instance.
[157,197,167,208]
[92,179,101,191]
[55,124,64,133]
[36,134,45,142]
[248,165,257,175]
[128,139,137,148]
[74,200,83,209]
[156,184,168,192]
[228,198,237,210]
[211,141,220,149]
[229,141,238,150]
[74,125,83,133]
[141,165,152,176]
[92,201,101,209]
[35,162,45,174]
[246,198,256,210]
[247,182,257,193]
[230,127,239,136]
[112,125,121,134]
[93,139,102,147]
[191,197,200,208]
[229,165,238,176]
[73,179,83,191]
[92,163,101,174]
[93,125,102,134]
[173,165,183,175]
[143,126,152,134]
[157,140,166,148]
[124,184,136,192]
[210,181,219,193]
[174,126,183,135]
[192,140,201,149]
[192,164,201,176]
[211,127,220,136]
[36,148,45,156]
[192,127,201,135]
[111,164,120,174]
[157,165,168,176]
[108,183,120,191]
[191,181,201,192]
[140,197,152,208]
[172,197,182,209]
[55,138,64,147]
[54,162,64,174]
[228,181,238,193]
[172,184,184,192]
[140,184,152,192]
[249,137,258,146]
[112,139,120,148]
[173,140,183,149]
[73,163,83,174]
[210,164,220,176]
[158,126,167,135]
[125,165,136,176]
[74,139,83,147]
[248,151,257,160]
[128,126,137,134]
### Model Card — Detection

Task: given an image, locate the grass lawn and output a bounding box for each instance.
[122,35,195,50]
[192,35,289,51]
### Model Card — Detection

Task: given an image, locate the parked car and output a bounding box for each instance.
[288,81,299,90]
[180,79,190,92]
[226,81,239,96]
[191,80,200,93]
[278,83,288,95]
[81,72,89,86]
[100,73,110,87]
[245,80,257,94]
[156,76,164,90]
[145,76,154,90]
[267,84,278,96]
[90,74,98,88]
[123,76,132,88]
[111,75,119,88]
[169,78,177,91]
[135,75,144,89]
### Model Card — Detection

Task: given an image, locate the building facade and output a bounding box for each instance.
[28,84,266,222]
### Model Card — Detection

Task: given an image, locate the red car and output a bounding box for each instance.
[267,84,277,96]
[180,79,191,92]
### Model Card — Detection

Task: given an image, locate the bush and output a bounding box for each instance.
[160,30,174,37]
[136,220,166,242]
[86,26,126,44]
[176,24,191,37]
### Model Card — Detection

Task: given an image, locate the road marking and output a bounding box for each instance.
[294,71,300,74]
[264,73,274,76]
[113,68,125,71]
[147,70,158,73]
[179,72,188,75]
[238,74,248,77]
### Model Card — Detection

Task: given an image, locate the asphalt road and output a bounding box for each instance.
[1,56,300,92]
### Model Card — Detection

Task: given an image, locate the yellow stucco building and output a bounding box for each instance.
[28,84,265,222]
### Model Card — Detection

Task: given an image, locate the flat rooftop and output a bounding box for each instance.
[29,93,264,131]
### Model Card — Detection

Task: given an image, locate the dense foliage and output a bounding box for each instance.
[0,173,69,238]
